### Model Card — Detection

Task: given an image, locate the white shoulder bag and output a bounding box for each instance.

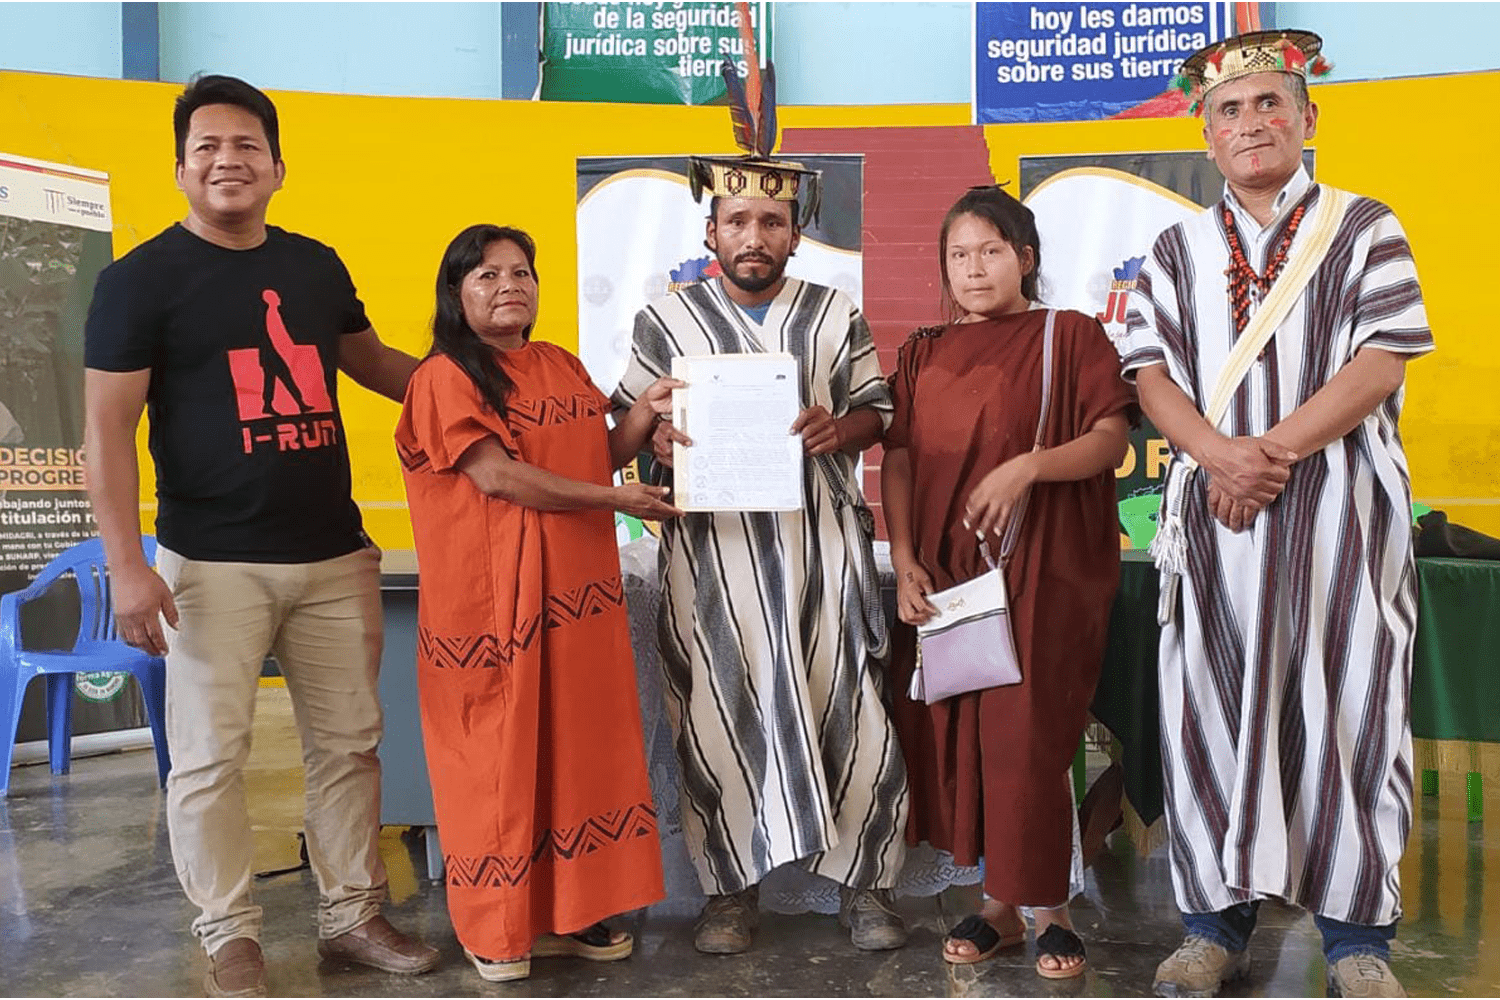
[908,309,1056,703]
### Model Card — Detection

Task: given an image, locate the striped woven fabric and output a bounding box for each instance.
[1121,166,1434,925]
[612,277,908,895]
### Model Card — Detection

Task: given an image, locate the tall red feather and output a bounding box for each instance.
[735,2,762,125]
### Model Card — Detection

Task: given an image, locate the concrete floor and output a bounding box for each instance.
[2,687,1497,997]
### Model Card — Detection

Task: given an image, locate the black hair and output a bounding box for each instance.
[174,74,281,163]
[937,185,1041,317]
[1289,74,1310,109]
[430,224,539,419]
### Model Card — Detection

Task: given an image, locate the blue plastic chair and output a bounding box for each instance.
[0,536,170,797]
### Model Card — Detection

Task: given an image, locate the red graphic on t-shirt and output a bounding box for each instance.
[228,289,333,420]
[228,289,340,455]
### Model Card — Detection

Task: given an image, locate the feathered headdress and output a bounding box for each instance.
[1172,29,1332,116]
[688,1,822,226]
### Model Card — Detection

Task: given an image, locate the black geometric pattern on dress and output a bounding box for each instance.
[397,439,431,473]
[506,391,606,434]
[543,575,625,630]
[419,577,626,669]
[444,802,659,888]
[418,621,539,670]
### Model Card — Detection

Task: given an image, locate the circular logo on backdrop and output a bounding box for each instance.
[75,671,127,703]
[642,273,669,300]
[582,274,613,307]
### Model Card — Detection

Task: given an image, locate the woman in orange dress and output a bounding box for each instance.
[396,224,680,982]
[882,188,1133,979]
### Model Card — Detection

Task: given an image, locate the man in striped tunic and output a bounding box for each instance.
[1121,30,1432,999]
[611,155,909,955]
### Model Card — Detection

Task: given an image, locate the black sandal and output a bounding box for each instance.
[531,922,633,962]
[571,923,616,948]
[942,914,1025,965]
[1035,924,1088,980]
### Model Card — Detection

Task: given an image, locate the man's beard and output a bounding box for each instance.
[719,251,787,294]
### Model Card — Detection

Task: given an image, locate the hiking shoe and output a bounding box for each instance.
[1153,936,1251,997]
[694,886,759,954]
[838,887,908,951]
[1327,954,1406,997]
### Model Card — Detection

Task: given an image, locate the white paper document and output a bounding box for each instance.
[670,353,803,512]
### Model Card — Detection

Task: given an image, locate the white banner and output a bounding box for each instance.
[0,152,111,234]
[1024,164,1199,355]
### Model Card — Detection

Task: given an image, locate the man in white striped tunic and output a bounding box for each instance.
[1121,30,1432,999]
[612,155,908,955]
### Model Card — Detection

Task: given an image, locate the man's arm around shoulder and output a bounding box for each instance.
[339,328,420,403]
[84,368,178,655]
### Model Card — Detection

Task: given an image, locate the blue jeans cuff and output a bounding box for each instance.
[1324,942,1391,964]
[1314,914,1396,964]
[1181,902,1258,955]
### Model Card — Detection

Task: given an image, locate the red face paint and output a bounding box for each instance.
[1217,127,1234,139]
[1269,118,1290,128]
[1251,153,1262,170]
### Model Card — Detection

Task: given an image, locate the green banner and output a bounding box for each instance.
[540,2,771,105]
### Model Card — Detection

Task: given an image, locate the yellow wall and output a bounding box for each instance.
[3,69,1495,546]
[0,71,962,547]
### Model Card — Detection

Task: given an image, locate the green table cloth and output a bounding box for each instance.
[1410,558,1500,743]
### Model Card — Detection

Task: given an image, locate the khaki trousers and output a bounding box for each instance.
[156,545,387,954]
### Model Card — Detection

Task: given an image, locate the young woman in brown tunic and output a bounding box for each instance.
[882,188,1133,979]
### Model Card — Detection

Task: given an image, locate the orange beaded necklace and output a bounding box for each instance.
[1222,202,1306,333]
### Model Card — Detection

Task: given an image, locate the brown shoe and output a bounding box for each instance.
[206,937,267,998]
[1327,954,1407,998]
[1153,936,1250,997]
[318,914,440,975]
[694,886,759,955]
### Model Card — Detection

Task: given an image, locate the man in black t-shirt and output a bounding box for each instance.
[84,75,437,996]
